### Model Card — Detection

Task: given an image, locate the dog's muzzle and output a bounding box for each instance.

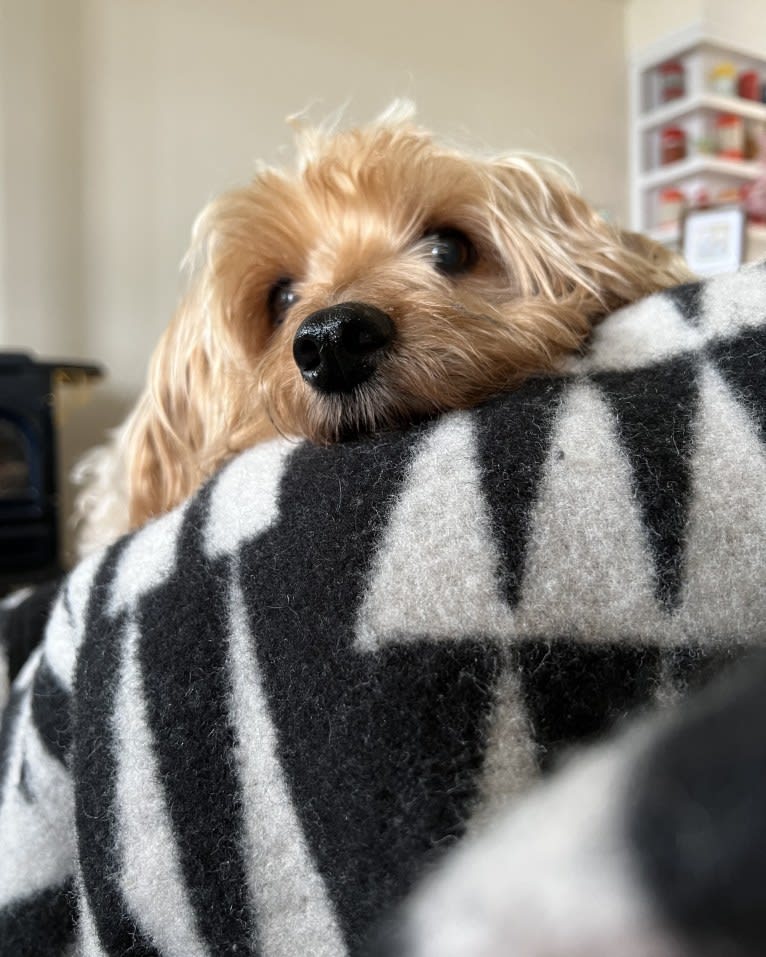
[293,302,395,394]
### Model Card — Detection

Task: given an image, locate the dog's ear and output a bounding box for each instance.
[616,228,691,285]
[123,294,277,531]
[116,183,291,532]
[71,300,220,552]
[73,255,275,553]
[484,157,692,316]
[124,311,216,529]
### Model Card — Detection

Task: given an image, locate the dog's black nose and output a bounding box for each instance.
[293,302,395,393]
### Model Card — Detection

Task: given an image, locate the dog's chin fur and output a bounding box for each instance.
[73,101,692,557]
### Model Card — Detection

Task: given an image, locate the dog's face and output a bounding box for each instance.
[232,128,595,443]
[188,122,664,444]
[126,111,689,527]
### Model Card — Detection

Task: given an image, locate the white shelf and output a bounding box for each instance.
[647,222,766,246]
[633,26,766,73]
[646,224,683,244]
[638,92,766,131]
[630,25,766,270]
[640,156,762,191]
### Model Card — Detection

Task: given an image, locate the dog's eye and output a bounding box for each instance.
[423,229,476,276]
[267,279,299,326]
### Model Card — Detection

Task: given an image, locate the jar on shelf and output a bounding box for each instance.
[739,69,761,100]
[744,179,766,224]
[658,61,685,102]
[715,186,745,205]
[660,126,687,165]
[694,135,716,155]
[744,120,765,160]
[744,129,766,223]
[716,113,745,159]
[658,188,685,225]
[711,62,738,95]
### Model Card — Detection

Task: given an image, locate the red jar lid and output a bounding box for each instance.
[660,188,685,201]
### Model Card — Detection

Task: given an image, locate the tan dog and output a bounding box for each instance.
[74,104,690,555]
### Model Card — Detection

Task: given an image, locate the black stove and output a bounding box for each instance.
[0,353,102,589]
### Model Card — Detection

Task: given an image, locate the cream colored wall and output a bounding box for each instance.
[704,0,766,55]
[0,0,627,555]
[0,0,85,359]
[625,0,702,53]
[626,0,766,56]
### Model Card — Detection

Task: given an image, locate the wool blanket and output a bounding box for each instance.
[1,263,766,956]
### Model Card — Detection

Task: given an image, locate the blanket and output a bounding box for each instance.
[1,263,766,956]
[382,648,766,957]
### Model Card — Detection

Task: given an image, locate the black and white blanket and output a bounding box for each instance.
[1,263,766,956]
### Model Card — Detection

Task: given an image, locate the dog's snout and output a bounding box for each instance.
[293,302,395,393]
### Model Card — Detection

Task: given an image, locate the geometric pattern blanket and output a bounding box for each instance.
[1,262,766,956]
[385,647,766,957]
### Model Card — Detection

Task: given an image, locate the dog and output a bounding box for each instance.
[74,102,690,555]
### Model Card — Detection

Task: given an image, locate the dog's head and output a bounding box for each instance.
[125,103,690,528]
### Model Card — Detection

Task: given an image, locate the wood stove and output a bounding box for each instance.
[0,353,102,589]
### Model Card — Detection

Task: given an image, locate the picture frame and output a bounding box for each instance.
[681,203,747,277]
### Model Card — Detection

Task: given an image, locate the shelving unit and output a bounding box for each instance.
[630,25,766,264]
[640,155,762,191]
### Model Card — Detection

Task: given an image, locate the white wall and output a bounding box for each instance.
[625,0,702,53]
[0,0,85,358]
[0,0,628,555]
[704,0,766,56]
[626,0,766,56]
